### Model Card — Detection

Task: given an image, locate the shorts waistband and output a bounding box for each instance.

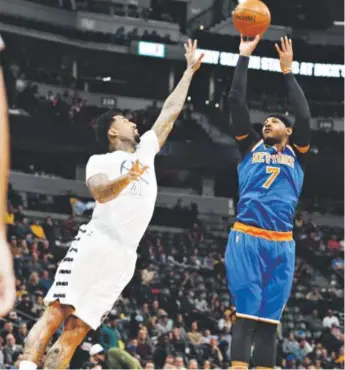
[232,222,293,241]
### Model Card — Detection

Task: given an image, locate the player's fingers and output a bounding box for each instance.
[240,34,244,44]
[254,34,260,44]
[140,166,149,174]
[289,38,293,52]
[184,43,187,53]
[188,38,192,50]
[274,43,282,55]
[197,53,205,62]
[132,160,140,171]
[193,39,198,52]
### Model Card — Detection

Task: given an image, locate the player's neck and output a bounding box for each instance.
[109,139,135,153]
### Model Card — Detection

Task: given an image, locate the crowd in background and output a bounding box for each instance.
[1,183,343,369]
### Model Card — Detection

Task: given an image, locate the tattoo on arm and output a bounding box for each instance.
[152,69,194,148]
[87,173,130,204]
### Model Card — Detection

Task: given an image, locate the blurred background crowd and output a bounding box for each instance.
[0,0,344,368]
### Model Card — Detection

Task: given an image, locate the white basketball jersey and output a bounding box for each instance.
[85,130,159,249]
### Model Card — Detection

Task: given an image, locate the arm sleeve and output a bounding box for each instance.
[228,56,259,156]
[284,73,311,152]
[137,130,160,157]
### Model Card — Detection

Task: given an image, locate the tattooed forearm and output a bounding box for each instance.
[152,68,194,147]
[87,173,131,204]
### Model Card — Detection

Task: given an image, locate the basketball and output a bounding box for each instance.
[232,0,271,37]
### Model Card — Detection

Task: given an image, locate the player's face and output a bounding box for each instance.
[110,115,140,144]
[262,117,292,145]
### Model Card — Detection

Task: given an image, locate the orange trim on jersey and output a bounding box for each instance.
[235,133,249,141]
[251,139,263,152]
[233,222,293,241]
[293,144,310,154]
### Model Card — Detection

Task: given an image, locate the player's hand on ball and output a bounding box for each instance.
[184,39,204,73]
[239,34,260,57]
[127,160,148,182]
[275,36,293,72]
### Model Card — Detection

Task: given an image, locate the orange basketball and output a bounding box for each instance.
[232,0,271,37]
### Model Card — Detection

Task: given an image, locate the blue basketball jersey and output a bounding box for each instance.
[236,140,304,232]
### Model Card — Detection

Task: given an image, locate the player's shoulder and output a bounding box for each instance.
[136,130,160,156]
[87,151,125,169]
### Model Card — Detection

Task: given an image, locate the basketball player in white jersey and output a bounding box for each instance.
[0,35,16,317]
[20,39,204,370]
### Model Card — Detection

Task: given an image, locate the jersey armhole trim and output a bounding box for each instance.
[293,144,310,154]
[235,133,249,141]
[251,139,263,152]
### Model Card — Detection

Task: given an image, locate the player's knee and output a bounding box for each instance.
[61,316,91,349]
[253,321,278,368]
[42,303,69,334]
[231,318,256,365]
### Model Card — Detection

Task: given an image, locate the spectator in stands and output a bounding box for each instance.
[136,328,153,361]
[205,337,223,367]
[39,270,53,294]
[174,355,186,370]
[294,338,313,361]
[153,334,174,369]
[30,219,46,239]
[323,309,340,328]
[306,287,323,301]
[16,322,29,346]
[170,327,186,354]
[327,234,341,251]
[31,293,45,317]
[16,293,33,316]
[1,321,16,341]
[187,321,203,346]
[305,309,324,331]
[282,332,299,355]
[187,359,198,369]
[156,312,173,336]
[2,334,23,366]
[332,256,344,272]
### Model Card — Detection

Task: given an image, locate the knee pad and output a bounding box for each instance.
[252,321,278,368]
[231,317,256,365]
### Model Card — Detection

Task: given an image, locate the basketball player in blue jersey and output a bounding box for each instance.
[225,35,311,369]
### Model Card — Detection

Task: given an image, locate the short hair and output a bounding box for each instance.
[95,109,123,149]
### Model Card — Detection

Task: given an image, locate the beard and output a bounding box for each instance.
[134,133,141,144]
[263,136,281,146]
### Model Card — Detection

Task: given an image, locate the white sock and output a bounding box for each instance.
[19,361,37,370]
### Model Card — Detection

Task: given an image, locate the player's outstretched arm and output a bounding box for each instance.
[87,160,148,203]
[275,36,311,152]
[151,39,204,148]
[0,35,16,317]
[229,35,260,154]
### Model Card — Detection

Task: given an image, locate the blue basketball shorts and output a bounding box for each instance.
[225,224,295,324]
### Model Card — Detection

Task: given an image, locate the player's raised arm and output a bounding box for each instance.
[0,35,16,316]
[151,39,204,148]
[275,36,311,153]
[87,160,148,204]
[229,35,261,155]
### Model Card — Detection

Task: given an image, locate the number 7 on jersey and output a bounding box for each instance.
[262,166,280,189]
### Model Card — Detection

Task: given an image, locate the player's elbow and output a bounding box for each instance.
[90,188,109,204]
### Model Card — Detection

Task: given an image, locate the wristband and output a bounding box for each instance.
[282,68,292,75]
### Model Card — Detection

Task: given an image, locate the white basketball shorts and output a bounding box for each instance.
[44,224,137,330]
